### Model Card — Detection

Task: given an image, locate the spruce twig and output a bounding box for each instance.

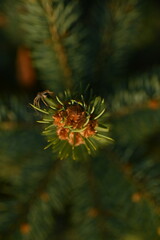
[40,0,73,89]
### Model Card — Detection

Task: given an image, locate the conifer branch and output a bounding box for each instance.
[85,160,110,239]
[107,150,160,215]
[40,0,73,89]
[110,97,160,118]
[1,158,62,238]
[92,0,139,86]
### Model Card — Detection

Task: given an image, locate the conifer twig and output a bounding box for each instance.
[40,0,73,89]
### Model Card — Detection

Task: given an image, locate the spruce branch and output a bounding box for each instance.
[107,150,160,216]
[110,71,160,117]
[1,158,62,239]
[110,97,160,118]
[11,0,84,90]
[85,160,111,240]
[39,0,73,89]
[0,94,35,123]
[90,0,140,87]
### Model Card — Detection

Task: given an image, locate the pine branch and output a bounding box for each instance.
[9,0,85,91]
[85,160,111,240]
[2,1,160,239]
[110,97,160,118]
[90,151,160,238]
[107,150,160,216]
[1,158,62,239]
[109,69,160,116]
[39,0,73,89]
[90,0,140,88]
[0,94,35,123]
[106,0,139,72]
[109,68,160,111]
[109,71,160,145]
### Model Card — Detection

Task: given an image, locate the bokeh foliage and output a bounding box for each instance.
[0,0,160,239]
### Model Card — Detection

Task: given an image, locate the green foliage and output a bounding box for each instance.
[110,70,160,145]
[0,95,35,122]
[84,0,140,90]
[16,0,88,91]
[4,0,141,91]
[1,0,160,239]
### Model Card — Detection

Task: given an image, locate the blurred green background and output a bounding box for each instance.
[0,0,160,240]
